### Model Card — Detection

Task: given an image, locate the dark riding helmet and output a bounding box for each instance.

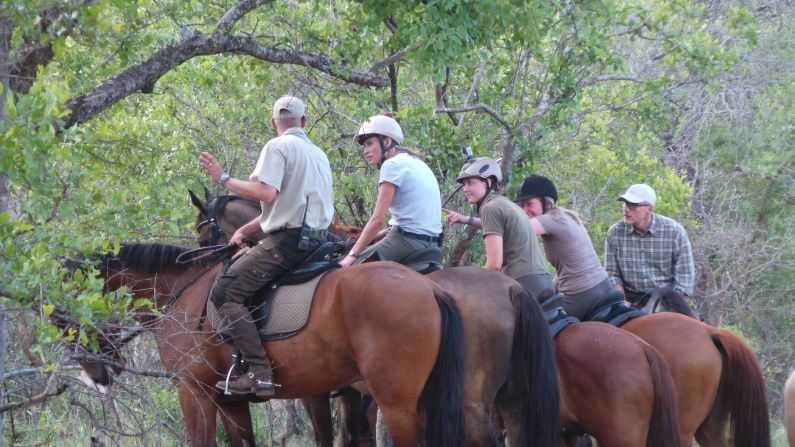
[515,175,558,203]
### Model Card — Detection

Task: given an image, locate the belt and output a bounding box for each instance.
[394,227,440,243]
[269,227,328,239]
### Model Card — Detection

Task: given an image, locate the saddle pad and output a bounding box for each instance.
[207,273,326,342]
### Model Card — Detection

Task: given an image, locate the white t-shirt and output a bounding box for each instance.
[379,152,442,236]
[249,128,334,233]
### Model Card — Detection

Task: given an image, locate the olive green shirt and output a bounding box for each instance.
[479,193,549,280]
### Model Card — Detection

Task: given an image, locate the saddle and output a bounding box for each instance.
[208,242,340,342]
[539,293,578,339]
[583,290,646,327]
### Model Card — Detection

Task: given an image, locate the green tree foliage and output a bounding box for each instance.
[1,0,787,443]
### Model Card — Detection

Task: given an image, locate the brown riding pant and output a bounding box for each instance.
[209,229,320,308]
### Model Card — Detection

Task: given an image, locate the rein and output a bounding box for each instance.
[164,246,234,309]
[163,263,216,310]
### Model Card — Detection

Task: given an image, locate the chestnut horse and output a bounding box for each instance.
[430,267,681,447]
[85,243,468,447]
[192,191,771,446]
[621,313,770,446]
[786,369,795,446]
[191,191,683,447]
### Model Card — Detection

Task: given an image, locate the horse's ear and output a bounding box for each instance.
[189,189,206,213]
[203,186,213,203]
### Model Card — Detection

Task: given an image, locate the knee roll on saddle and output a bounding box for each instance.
[583,290,646,327]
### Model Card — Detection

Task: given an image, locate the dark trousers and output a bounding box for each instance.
[563,278,614,321]
[210,229,320,309]
[209,229,323,372]
[515,273,555,304]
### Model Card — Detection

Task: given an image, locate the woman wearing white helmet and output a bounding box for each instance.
[444,157,553,302]
[339,115,443,267]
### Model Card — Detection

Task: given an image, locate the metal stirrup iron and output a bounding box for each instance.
[222,354,238,396]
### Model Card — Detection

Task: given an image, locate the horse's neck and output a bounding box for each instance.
[126,265,212,314]
[225,201,260,227]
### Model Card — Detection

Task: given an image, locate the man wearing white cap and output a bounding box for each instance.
[604,183,695,310]
[199,95,333,397]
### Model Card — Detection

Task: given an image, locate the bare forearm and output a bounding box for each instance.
[221,178,274,203]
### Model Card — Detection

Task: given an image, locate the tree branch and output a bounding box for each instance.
[68,354,175,380]
[214,0,273,35]
[435,103,512,132]
[435,67,458,126]
[61,32,388,129]
[0,384,69,412]
[59,1,388,130]
[368,48,410,73]
[577,73,643,89]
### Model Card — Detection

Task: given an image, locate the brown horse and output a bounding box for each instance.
[785,369,795,447]
[84,243,469,447]
[191,191,771,446]
[430,267,681,447]
[191,191,683,446]
[620,313,770,446]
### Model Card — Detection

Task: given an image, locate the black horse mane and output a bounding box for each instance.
[96,243,192,273]
[650,287,697,319]
[210,195,260,218]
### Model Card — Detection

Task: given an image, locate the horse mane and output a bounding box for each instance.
[211,195,260,217]
[650,287,696,318]
[97,243,192,273]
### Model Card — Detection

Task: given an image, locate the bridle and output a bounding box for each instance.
[196,198,225,246]
[196,196,260,246]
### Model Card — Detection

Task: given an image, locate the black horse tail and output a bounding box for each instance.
[710,329,771,447]
[643,344,683,447]
[422,288,466,447]
[497,284,561,447]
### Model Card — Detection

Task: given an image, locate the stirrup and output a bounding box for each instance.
[221,354,239,396]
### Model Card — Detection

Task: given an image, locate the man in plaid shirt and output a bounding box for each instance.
[604,184,695,307]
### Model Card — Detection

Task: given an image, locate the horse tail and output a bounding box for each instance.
[709,329,771,447]
[501,284,561,447]
[642,344,682,447]
[422,288,466,447]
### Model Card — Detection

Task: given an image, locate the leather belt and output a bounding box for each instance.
[269,228,328,239]
[394,227,440,243]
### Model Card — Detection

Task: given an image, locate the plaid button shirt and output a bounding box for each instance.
[604,213,695,296]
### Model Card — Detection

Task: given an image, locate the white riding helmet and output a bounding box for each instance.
[456,157,502,183]
[354,115,404,145]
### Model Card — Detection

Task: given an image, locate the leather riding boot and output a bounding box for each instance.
[215,303,278,398]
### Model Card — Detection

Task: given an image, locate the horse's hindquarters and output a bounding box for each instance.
[622,313,723,443]
[555,323,656,446]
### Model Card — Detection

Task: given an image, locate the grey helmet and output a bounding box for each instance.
[456,157,502,183]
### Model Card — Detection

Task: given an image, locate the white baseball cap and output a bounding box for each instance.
[618,183,656,206]
[272,96,305,120]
